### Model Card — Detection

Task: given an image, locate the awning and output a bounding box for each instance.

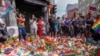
[24,0,48,6]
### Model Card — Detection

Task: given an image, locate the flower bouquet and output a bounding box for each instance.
[65,49,76,56]
[34,47,44,56]
[25,37,31,43]
[29,34,35,41]
[44,36,54,45]
[55,37,61,47]
[44,36,54,52]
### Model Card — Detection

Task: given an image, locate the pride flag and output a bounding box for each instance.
[92,18,100,33]
[0,1,13,18]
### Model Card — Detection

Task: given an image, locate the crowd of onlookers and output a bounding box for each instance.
[48,14,100,43]
[27,13,100,43]
[49,15,93,37]
[0,12,100,44]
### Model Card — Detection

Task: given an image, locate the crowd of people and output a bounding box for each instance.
[49,15,88,35]
[48,14,100,43]
[0,11,100,44]
[17,13,46,40]
[0,12,99,55]
[50,15,93,37]
[9,13,100,43]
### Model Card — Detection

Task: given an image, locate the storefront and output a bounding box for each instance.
[15,0,49,33]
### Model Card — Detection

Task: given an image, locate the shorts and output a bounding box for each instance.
[30,28,37,34]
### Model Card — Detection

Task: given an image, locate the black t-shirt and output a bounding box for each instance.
[86,19,93,28]
[72,20,79,27]
[86,19,93,31]
[78,19,86,27]
[48,18,54,27]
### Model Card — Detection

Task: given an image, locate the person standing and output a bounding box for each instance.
[30,14,37,38]
[37,17,45,38]
[17,13,26,40]
[41,17,46,36]
[86,16,93,37]
[78,16,86,36]
[48,15,55,37]
[64,18,71,36]
[54,18,59,37]
[61,16,65,36]
[57,17,61,37]
[72,18,79,37]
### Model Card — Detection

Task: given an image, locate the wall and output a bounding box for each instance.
[67,8,78,19]
[66,4,78,19]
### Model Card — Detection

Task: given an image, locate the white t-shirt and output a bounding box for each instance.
[30,19,37,29]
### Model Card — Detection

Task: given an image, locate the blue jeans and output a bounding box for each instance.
[19,26,26,40]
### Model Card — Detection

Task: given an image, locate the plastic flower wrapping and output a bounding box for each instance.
[44,36,54,45]
[0,35,99,56]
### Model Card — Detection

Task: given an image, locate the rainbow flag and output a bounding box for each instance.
[92,18,100,33]
[0,1,13,18]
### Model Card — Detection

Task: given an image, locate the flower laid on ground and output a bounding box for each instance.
[0,35,98,56]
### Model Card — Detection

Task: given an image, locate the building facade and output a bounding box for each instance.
[66,4,78,19]
[67,8,78,19]
[78,0,100,16]
[0,0,55,33]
